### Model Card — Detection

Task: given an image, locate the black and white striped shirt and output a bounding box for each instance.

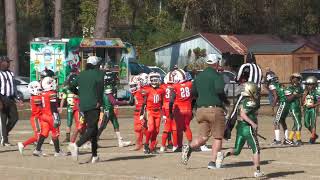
[0,71,15,97]
[236,63,263,88]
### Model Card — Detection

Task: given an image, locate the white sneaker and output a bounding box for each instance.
[172,146,178,152]
[68,143,79,161]
[32,150,47,157]
[119,140,131,147]
[91,156,100,163]
[49,140,54,145]
[159,146,166,152]
[254,170,265,177]
[215,152,224,168]
[17,142,24,155]
[54,150,67,157]
[200,145,211,152]
[82,142,91,149]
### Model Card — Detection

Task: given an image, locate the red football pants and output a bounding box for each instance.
[161,108,178,147]
[145,110,161,151]
[134,112,145,147]
[40,113,60,139]
[174,107,192,147]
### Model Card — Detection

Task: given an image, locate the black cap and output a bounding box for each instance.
[0,56,13,62]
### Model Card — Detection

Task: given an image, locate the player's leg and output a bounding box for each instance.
[291,109,302,145]
[132,112,143,150]
[183,109,193,143]
[97,110,109,138]
[272,102,286,145]
[309,109,318,144]
[62,107,72,143]
[144,111,153,154]
[150,112,161,153]
[18,116,40,155]
[110,112,131,147]
[160,109,171,152]
[34,120,50,156]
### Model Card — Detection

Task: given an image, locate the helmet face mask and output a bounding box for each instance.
[172,69,186,84]
[28,81,42,95]
[290,73,302,86]
[148,72,161,88]
[139,73,149,87]
[129,75,140,93]
[41,77,56,91]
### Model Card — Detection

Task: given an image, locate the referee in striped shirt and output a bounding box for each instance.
[0,56,22,146]
[224,52,263,140]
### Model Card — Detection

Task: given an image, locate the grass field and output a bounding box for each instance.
[1,105,320,180]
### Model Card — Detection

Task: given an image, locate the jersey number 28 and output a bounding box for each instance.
[180,87,190,98]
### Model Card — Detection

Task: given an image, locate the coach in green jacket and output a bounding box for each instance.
[181,53,229,169]
[68,56,104,163]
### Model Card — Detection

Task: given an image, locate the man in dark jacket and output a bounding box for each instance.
[68,56,104,163]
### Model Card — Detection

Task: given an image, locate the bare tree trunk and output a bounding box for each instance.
[54,0,62,38]
[4,0,18,74]
[94,0,111,38]
[181,4,189,32]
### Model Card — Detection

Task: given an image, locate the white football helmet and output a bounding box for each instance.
[172,69,186,83]
[129,75,140,93]
[28,81,42,95]
[139,73,149,87]
[41,77,57,91]
[164,72,174,84]
[148,72,161,87]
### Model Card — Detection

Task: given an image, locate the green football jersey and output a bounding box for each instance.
[285,85,303,109]
[304,89,318,108]
[269,81,287,102]
[238,97,259,124]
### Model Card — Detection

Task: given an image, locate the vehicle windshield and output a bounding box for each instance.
[129,62,144,75]
[140,64,152,74]
[150,67,165,76]
[301,72,320,81]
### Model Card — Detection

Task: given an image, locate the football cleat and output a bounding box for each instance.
[254,170,265,177]
[160,146,166,152]
[283,139,295,146]
[200,145,211,152]
[295,140,303,146]
[119,140,131,147]
[32,150,47,157]
[271,139,282,146]
[144,144,150,154]
[91,156,100,163]
[54,150,67,157]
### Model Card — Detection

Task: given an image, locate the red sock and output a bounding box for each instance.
[23,136,38,147]
[145,131,151,144]
[161,132,168,146]
[185,127,193,142]
[172,130,178,147]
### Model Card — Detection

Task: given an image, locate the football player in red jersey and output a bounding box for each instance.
[160,72,179,152]
[140,72,165,154]
[17,81,42,155]
[170,69,193,148]
[33,77,66,157]
[130,75,147,150]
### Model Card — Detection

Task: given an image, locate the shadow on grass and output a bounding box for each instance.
[102,155,156,162]
[224,170,305,180]
[187,160,273,170]
[260,145,300,150]
[0,149,18,153]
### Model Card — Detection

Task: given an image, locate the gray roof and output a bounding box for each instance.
[248,43,305,54]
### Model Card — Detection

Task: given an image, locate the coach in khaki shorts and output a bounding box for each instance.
[181,53,229,169]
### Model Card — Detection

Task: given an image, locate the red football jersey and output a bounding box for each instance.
[160,84,174,110]
[144,86,165,110]
[173,81,193,109]
[132,88,146,111]
[41,90,58,115]
[30,95,42,117]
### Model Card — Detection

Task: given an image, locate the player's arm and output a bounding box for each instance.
[108,94,128,106]
[271,89,278,107]
[169,89,176,119]
[50,93,61,128]
[58,93,66,113]
[216,75,230,106]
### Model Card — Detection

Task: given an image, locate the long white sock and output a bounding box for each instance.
[116,132,122,141]
[275,130,280,141]
[284,130,289,140]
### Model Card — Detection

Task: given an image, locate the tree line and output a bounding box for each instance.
[0,0,320,75]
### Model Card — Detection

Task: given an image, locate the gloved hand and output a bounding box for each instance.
[162,116,167,124]
[53,113,61,128]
